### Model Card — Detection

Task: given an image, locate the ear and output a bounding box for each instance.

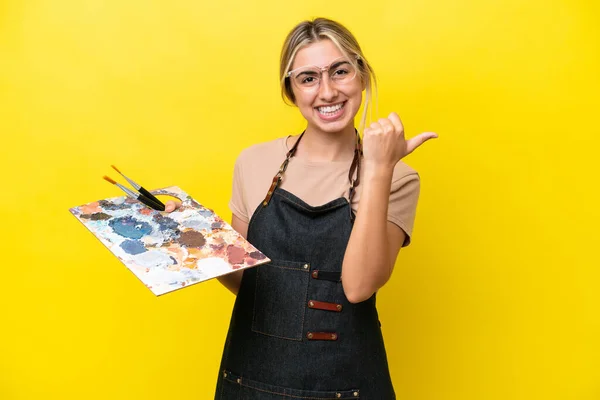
[285,80,299,106]
[359,69,367,91]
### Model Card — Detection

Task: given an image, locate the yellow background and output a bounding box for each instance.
[1,0,598,399]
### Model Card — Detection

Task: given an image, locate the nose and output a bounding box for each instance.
[318,73,338,102]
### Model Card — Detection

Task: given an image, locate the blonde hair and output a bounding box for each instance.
[280,18,377,134]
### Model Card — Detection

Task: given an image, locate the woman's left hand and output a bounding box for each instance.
[362,112,437,170]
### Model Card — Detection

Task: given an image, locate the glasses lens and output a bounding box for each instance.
[291,67,321,89]
[329,60,357,83]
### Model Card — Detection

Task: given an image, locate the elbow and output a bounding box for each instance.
[342,272,391,304]
[346,293,372,304]
[343,283,375,304]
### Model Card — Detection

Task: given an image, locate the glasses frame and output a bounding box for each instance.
[285,54,361,91]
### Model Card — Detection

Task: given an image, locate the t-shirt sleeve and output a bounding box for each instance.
[228,153,249,223]
[387,172,420,247]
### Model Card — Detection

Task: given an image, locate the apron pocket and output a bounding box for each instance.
[252,259,310,341]
[219,372,241,399]
[223,370,360,399]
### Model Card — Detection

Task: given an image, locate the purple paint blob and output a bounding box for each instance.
[249,251,267,260]
[153,214,179,231]
[120,240,147,255]
[211,221,224,229]
[98,199,128,211]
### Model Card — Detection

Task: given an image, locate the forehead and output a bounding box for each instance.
[291,39,345,70]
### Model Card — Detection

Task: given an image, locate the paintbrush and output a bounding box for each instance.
[111,165,165,208]
[103,176,165,211]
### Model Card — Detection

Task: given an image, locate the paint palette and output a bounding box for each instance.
[69,186,270,296]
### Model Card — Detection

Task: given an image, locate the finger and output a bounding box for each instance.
[406,132,438,154]
[368,121,382,132]
[387,112,404,136]
[164,200,181,213]
[378,118,394,134]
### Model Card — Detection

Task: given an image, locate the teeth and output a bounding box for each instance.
[318,103,344,114]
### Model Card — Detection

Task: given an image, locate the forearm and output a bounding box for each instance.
[217,271,243,295]
[341,165,394,303]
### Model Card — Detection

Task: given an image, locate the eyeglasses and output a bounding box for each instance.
[286,55,360,92]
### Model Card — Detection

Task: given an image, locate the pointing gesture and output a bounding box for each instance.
[362,112,437,169]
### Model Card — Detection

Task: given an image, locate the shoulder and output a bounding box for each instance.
[229,136,290,222]
[236,136,288,167]
[391,160,420,185]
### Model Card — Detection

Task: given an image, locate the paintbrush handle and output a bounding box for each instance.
[137,194,165,211]
[114,183,163,211]
[138,187,164,206]
[111,181,164,211]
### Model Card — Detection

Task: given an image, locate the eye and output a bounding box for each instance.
[295,72,319,86]
[332,67,350,76]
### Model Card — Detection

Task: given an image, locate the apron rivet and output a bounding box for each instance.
[337,304,343,311]
[223,372,227,378]
[354,391,359,396]
[336,393,341,398]
[303,263,309,269]
[331,333,337,340]
[307,332,313,339]
[236,378,241,384]
[308,301,314,307]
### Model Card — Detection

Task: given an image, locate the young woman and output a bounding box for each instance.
[166,17,436,400]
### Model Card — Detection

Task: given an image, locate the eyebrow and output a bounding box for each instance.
[330,60,351,69]
[294,60,352,76]
[296,70,319,77]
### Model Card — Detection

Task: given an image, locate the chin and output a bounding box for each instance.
[314,119,353,133]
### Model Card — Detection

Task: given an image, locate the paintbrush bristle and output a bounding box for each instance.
[111,165,122,174]
[103,175,116,184]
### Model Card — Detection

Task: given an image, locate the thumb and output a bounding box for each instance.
[164,200,182,213]
[406,132,438,155]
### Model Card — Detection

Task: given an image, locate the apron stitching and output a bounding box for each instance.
[233,380,355,399]
[223,372,361,399]
[274,192,349,213]
[249,328,304,341]
[256,265,311,272]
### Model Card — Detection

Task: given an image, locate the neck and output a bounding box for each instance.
[294,123,356,162]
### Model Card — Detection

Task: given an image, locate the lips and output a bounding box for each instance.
[315,101,346,121]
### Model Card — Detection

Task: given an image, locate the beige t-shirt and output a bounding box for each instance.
[229,136,420,246]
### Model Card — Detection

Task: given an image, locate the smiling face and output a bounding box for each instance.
[289,39,364,134]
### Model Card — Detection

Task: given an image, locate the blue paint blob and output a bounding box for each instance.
[120,239,147,255]
[181,219,212,231]
[153,214,179,231]
[109,216,152,239]
[197,207,214,218]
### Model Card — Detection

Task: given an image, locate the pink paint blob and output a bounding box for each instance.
[227,245,246,264]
